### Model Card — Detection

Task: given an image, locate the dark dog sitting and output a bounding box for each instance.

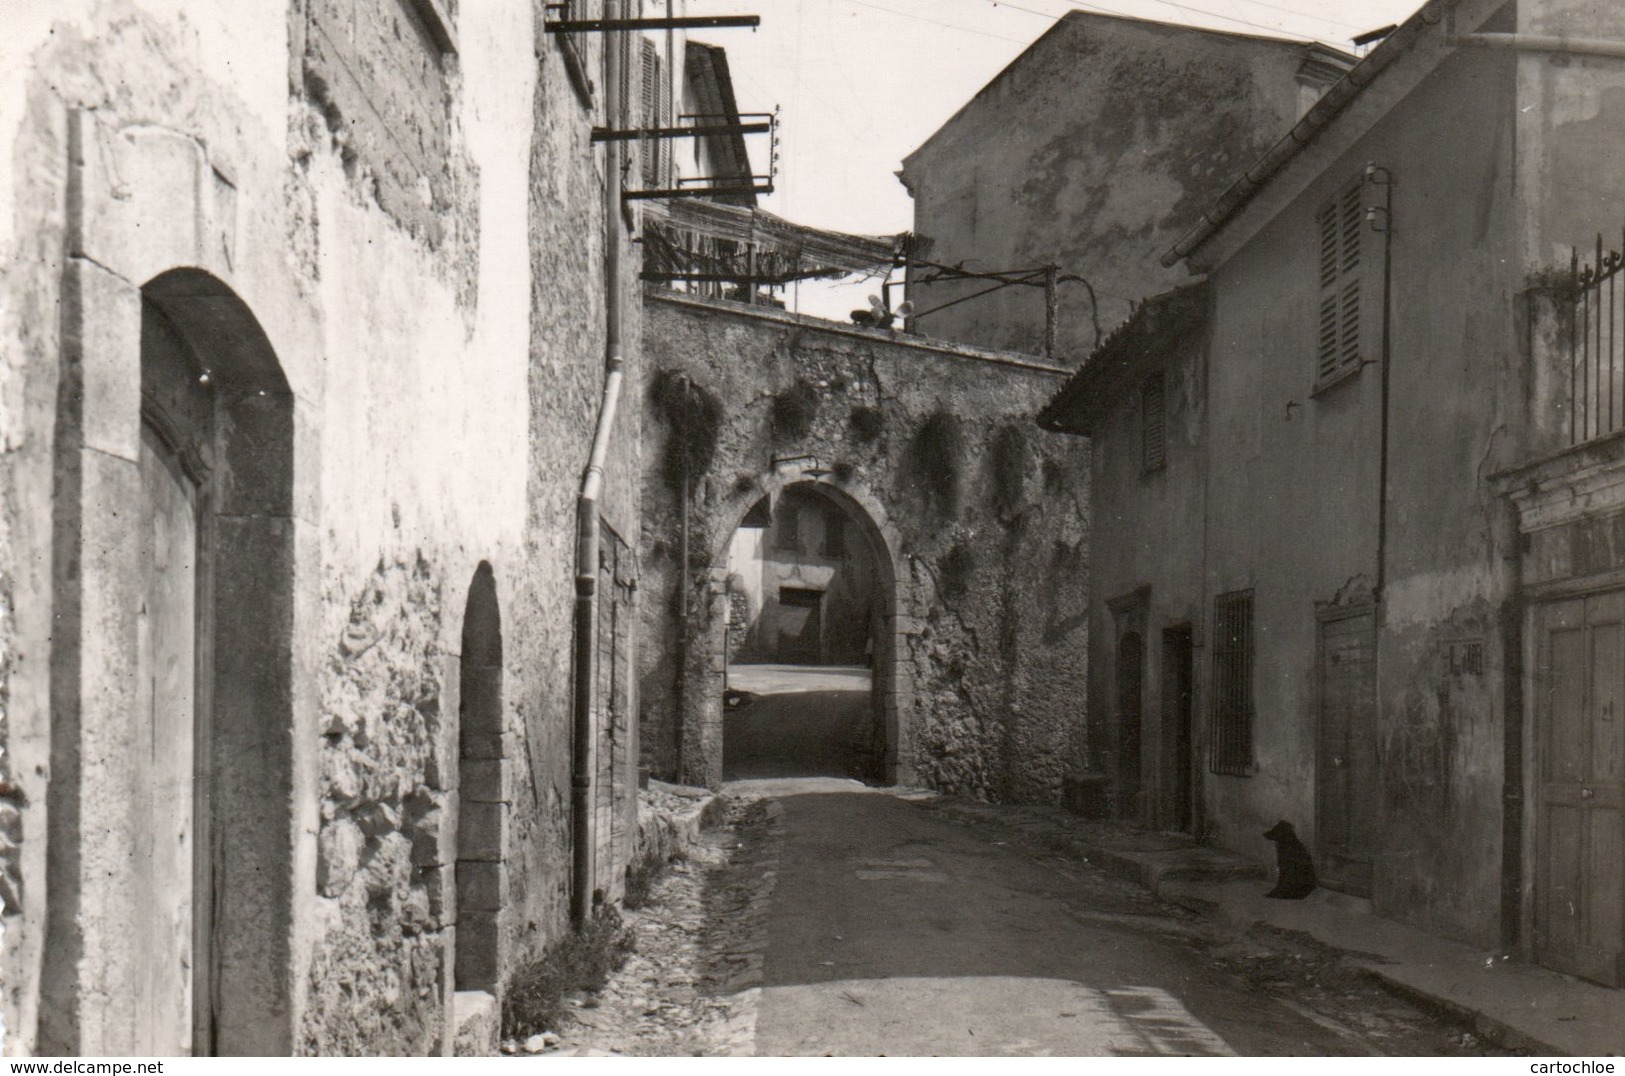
[1262,819,1316,899]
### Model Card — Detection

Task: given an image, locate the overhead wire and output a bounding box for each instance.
[983,0,1375,46]
[837,0,1038,44]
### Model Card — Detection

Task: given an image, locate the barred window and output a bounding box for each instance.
[1315,179,1368,388]
[1210,589,1255,776]
[1141,371,1166,473]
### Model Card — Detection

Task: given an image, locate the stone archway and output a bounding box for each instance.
[42,115,309,1057]
[683,467,912,788]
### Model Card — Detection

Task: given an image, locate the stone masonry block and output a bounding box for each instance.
[408,790,454,868]
[421,864,455,927]
[459,731,515,763]
[458,759,509,804]
[72,116,231,287]
[68,259,142,463]
[317,816,362,898]
[454,920,499,996]
[456,861,503,913]
[456,800,507,863]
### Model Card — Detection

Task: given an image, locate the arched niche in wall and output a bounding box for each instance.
[455,562,506,995]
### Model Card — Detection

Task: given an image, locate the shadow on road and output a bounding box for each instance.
[723,665,879,783]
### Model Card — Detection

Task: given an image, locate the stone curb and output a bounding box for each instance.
[1348,964,1564,1057]
[634,781,722,877]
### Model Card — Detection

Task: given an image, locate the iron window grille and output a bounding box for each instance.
[1142,371,1166,473]
[1209,589,1255,776]
[1567,231,1625,447]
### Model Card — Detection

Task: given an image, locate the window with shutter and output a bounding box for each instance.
[657,50,674,187]
[1314,179,1375,390]
[1141,371,1166,473]
[640,38,662,191]
[552,0,597,106]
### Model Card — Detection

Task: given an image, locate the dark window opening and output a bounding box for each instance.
[775,500,800,552]
[825,511,847,558]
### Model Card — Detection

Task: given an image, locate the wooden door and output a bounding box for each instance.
[1161,626,1194,833]
[1316,609,1377,897]
[137,423,199,1054]
[1536,594,1625,986]
[1117,632,1144,821]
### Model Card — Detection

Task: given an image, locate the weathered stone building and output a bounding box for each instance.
[637,290,1090,802]
[899,11,1352,360]
[1041,0,1625,987]
[0,0,660,1055]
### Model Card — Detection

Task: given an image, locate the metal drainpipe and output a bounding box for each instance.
[1456,32,1625,60]
[1373,165,1395,602]
[675,375,691,786]
[573,1,627,930]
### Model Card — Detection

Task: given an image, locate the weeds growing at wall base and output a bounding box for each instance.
[501,907,635,1040]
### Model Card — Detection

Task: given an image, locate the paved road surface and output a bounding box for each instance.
[748,784,1375,1056]
[724,665,877,780]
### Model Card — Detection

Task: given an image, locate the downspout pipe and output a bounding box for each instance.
[1455,33,1625,60]
[573,3,627,930]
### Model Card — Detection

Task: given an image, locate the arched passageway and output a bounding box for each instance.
[721,481,891,781]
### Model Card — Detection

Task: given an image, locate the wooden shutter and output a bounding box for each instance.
[1142,371,1166,472]
[1316,180,1369,386]
[640,38,661,190]
[657,50,674,187]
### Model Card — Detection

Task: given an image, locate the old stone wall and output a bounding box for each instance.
[0,0,639,1056]
[638,291,1089,805]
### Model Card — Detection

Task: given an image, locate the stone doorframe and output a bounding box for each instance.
[685,466,915,789]
[41,111,318,1055]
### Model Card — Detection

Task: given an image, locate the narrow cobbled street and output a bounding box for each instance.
[544,782,1518,1057]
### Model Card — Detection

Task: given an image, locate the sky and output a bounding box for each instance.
[683,0,1425,317]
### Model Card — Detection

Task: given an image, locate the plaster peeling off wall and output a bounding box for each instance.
[302,553,449,1056]
[1376,596,1503,947]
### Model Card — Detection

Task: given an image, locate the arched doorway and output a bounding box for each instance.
[455,564,505,995]
[135,271,295,1055]
[42,123,305,1057]
[720,481,890,781]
